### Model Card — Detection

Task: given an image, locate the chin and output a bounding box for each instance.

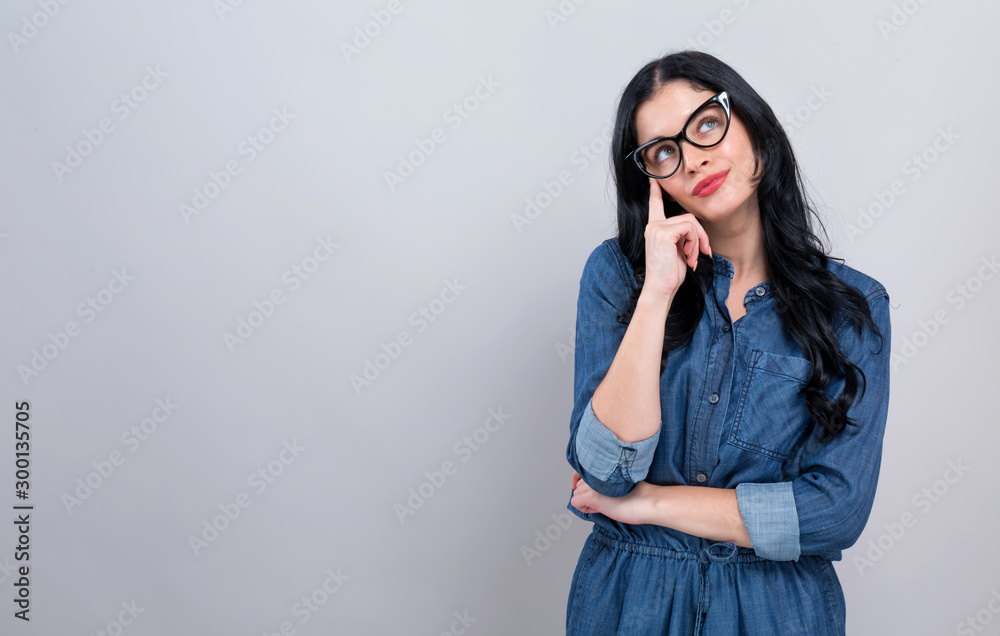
[685,199,728,218]
[698,191,749,216]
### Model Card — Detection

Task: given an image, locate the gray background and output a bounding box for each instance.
[1,0,998,634]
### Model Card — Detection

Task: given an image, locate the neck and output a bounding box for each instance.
[702,198,769,283]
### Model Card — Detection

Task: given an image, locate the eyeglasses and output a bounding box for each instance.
[627,91,731,179]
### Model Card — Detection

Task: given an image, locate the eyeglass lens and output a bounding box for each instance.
[639,101,729,177]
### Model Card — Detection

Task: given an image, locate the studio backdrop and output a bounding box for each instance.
[1,0,998,634]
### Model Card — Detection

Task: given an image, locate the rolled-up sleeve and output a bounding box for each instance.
[735,481,800,560]
[736,287,892,561]
[576,396,660,483]
[566,241,661,503]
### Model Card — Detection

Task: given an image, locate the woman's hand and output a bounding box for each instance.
[643,176,713,302]
[570,470,657,526]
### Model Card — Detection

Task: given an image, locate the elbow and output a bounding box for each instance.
[798,493,878,557]
[570,397,659,494]
[822,507,871,554]
[566,444,640,499]
[583,464,641,499]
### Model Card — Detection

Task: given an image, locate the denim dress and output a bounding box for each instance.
[565,238,892,635]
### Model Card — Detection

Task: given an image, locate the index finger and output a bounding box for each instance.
[648,177,664,225]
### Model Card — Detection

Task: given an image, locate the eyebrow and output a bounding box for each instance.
[638,96,714,146]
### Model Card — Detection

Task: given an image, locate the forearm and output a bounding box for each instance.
[591,290,672,444]
[644,484,753,548]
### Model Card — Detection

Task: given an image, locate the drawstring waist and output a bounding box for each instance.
[591,525,768,564]
[591,526,771,633]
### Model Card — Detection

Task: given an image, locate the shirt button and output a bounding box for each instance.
[755,286,765,296]
[721,323,730,332]
[709,393,719,404]
[696,473,707,483]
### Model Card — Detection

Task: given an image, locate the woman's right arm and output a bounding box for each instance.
[566,242,663,500]
[567,179,711,500]
[590,289,673,445]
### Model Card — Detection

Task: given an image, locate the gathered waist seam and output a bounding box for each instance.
[592,526,771,564]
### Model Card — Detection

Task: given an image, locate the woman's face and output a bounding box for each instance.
[634,81,760,223]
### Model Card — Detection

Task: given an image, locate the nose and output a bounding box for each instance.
[680,140,712,172]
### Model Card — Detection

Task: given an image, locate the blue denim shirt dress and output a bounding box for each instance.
[565,238,892,635]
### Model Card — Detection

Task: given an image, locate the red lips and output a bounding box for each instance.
[693,170,729,197]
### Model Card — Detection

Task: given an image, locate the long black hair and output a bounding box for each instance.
[609,49,883,443]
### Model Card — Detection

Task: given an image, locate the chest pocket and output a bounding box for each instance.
[728,349,813,462]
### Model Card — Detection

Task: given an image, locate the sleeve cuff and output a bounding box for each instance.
[575,396,659,483]
[736,481,801,561]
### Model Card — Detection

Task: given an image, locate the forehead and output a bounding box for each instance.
[634,83,718,145]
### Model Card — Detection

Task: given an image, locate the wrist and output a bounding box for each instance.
[636,482,666,526]
[636,288,674,315]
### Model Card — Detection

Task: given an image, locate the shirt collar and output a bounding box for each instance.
[711,252,771,298]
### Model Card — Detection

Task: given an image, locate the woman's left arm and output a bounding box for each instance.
[648,484,753,546]
[570,473,752,547]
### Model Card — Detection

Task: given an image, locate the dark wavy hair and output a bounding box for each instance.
[609,50,883,443]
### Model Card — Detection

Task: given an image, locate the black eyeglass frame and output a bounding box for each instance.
[627,91,731,179]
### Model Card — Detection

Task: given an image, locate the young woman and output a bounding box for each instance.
[564,50,892,635]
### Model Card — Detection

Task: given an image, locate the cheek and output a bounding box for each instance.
[738,141,759,178]
[662,184,683,201]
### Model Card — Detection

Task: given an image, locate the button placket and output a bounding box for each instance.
[692,303,732,487]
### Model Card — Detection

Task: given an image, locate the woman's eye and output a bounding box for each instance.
[654,146,674,163]
[699,118,718,134]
